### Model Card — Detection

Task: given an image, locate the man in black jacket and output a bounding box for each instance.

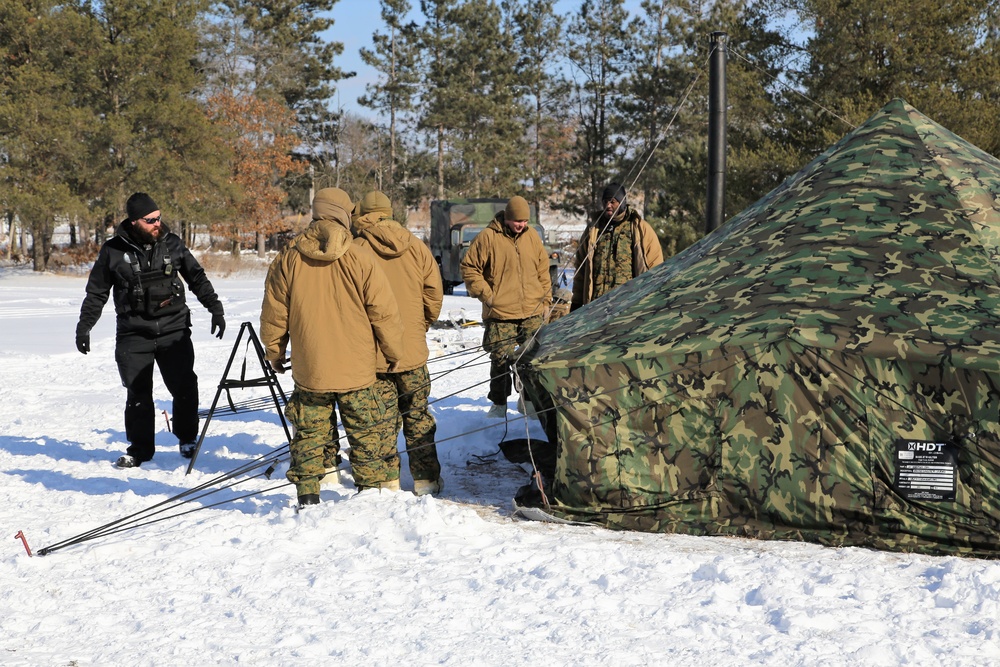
[76,192,226,468]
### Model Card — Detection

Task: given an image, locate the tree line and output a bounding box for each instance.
[2,0,999,270]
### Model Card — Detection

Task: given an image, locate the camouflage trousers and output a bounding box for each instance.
[373,365,441,482]
[482,316,544,405]
[285,385,398,496]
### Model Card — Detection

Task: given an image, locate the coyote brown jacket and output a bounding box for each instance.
[260,206,404,393]
[571,205,663,310]
[460,213,551,321]
[353,212,443,372]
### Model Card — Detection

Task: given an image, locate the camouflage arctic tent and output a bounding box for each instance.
[519,99,1000,557]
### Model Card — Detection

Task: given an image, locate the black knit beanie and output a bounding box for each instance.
[126,192,159,221]
[601,183,627,205]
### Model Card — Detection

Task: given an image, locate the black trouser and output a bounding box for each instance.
[115,329,198,461]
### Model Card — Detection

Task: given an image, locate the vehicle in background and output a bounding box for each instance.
[429,198,546,294]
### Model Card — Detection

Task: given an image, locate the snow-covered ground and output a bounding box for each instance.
[2,265,1000,666]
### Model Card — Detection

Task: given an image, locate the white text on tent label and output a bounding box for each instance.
[893,440,957,502]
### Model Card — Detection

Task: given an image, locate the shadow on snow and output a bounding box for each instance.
[1,395,540,520]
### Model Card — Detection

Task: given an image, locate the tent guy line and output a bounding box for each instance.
[36,332,756,554]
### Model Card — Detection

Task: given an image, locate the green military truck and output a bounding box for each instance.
[429,198,546,294]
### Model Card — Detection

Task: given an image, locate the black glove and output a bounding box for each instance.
[211,313,226,339]
[76,333,90,355]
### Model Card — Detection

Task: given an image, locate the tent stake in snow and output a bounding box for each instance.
[14,530,32,557]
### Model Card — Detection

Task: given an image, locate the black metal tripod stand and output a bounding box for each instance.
[185,321,292,474]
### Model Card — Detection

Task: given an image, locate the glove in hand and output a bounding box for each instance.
[76,333,90,355]
[211,313,226,339]
[269,358,286,374]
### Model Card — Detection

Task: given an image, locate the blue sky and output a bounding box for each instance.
[325,0,645,120]
[325,1,383,119]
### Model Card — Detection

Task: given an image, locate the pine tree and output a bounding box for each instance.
[615,0,799,254]
[359,0,420,193]
[787,0,1000,154]
[416,0,458,198]
[618,0,694,221]
[69,0,228,242]
[0,0,88,270]
[203,0,347,252]
[417,0,526,198]
[204,0,350,118]
[504,0,574,206]
[565,0,636,213]
[720,1,804,221]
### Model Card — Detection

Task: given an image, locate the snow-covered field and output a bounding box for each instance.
[2,265,1000,666]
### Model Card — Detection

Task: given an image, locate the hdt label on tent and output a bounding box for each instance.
[893,440,957,501]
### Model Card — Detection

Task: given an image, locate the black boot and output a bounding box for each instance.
[297,493,320,508]
[115,455,141,468]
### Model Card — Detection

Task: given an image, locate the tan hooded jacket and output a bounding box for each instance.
[353,210,443,372]
[460,212,551,321]
[259,188,404,393]
[571,205,664,310]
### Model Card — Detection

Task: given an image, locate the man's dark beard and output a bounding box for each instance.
[599,206,626,224]
[131,222,160,245]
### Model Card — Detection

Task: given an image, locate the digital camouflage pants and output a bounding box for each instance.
[482,315,544,406]
[284,385,397,495]
[373,365,441,482]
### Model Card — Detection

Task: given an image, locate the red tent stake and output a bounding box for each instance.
[14,531,32,557]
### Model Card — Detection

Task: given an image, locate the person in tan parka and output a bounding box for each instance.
[260,187,405,506]
[571,182,663,311]
[353,190,445,496]
[460,195,551,418]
